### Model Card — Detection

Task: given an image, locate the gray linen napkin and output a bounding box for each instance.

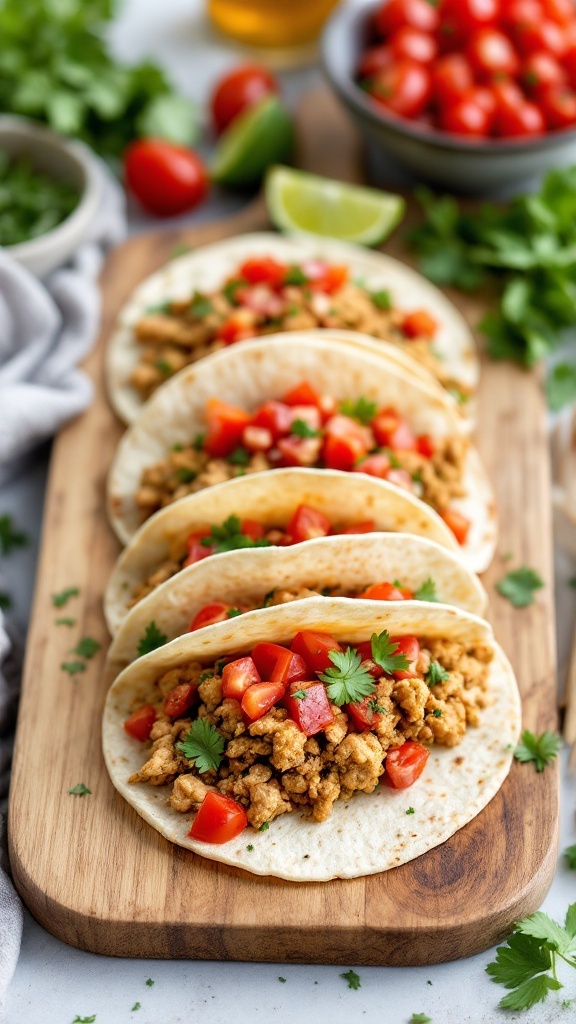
[0,166,126,1012]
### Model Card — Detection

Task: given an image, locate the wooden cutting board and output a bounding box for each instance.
[8,90,559,965]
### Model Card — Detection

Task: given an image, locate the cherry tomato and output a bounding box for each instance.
[497,99,545,135]
[204,398,251,458]
[391,635,420,678]
[284,682,334,735]
[124,704,156,742]
[291,630,342,675]
[540,86,576,127]
[491,79,526,129]
[376,0,439,35]
[189,790,247,844]
[542,0,574,23]
[357,581,411,601]
[502,0,544,28]
[251,642,308,683]
[286,504,331,543]
[164,683,198,719]
[440,94,492,135]
[211,64,279,135]
[241,680,285,721]
[440,508,471,544]
[189,602,236,631]
[385,740,429,788]
[431,55,474,108]
[467,28,520,79]
[222,657,261,700]
[390,27,438,63]
[441,0,500,39]
[371,60,432,118]
[514,19,566,57]
[357,44,395,81]
[402,309,438,338]
[322,414,372,471]
[563,44,576,88]
[238,256,286,287]
[124,140,208,217]
[521,52,566,95]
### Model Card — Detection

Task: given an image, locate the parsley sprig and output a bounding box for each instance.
[200,515,272,554]
[514,730,562,772]
[496,567,544,608]
[486,905,576,1011]
[177,719,224,773]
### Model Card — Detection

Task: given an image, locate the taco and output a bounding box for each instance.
[103,601,521,882]
[107,336,495,571]
[105,532,488,675]
[104,468,462,635]
[105,232,478,424]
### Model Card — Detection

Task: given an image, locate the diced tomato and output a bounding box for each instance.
[189,602,236,632]
[357,581,413,601]
[339,519,376,534]
[291,630,342,674]
[284,682,334,735]
[183,529,214,566]
[287,404,322,433]
[240,518,266,542]
[372,407,417,450]
[236,284,285,318]
[385,467,414,491]
[282,380,322,408]
[276,435,322,467]
[286,504,331,543]
[251,642,308,683]
[353,453,391,479]
[242,424,273,452]
[402,310,438,338]
[384,740,429,789]
[216,313,255,345]
[317,393,338,422]
[309,265,348,294]
[164,683,198,719]
[251,400,293,440]
[238,256,286,288]
[189,790,247,844]
[204,398,251,458]
[416,434,435,458]
[440,507,471,545]
[345,694,384,732]
[391,635,420,679]
[241,680,285,721]
[124,704,156,742]
[355,641,384,678]
[222,657,261,700]
[322,414,371,471]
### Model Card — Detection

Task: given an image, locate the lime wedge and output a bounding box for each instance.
[212,97,294,188]
[265,166,406,246]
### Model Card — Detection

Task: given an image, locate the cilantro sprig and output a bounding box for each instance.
[514,730,562,772]
[137,621,168,657]
[414,578,438,602]
[340,397,378,425]
[425,661,449,688]
[371,630,410,675]
[68,783,91,796]
[52,586,79,608]
[177,719,224,773]
[319,648,376,705]
[200,515,272,554]
[486,904,576,1011]
[340,970,361,990]
[290,418,321,438]
[496,567,544,608]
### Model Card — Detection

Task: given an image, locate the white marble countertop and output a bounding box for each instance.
[2,1,576,1021]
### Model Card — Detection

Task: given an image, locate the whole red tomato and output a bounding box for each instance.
[467,28,520,78]
[390,26,438,63]
[124,140,208,217]
[440,93,492,135]
[431,54,474,107]
[370,59,432,117]
[376,0,439,35]
[441,0,500,42]
[211,65,278,135]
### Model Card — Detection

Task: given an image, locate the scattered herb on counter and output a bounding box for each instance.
[414,578,438,602]
[137,621,168,657]
[514,730,562,772]
[72,1016,96,1023]
[177,719,224,774]
[145,979,154,987]
[72,637,101,660]
[547,363,576,412]
[278,976,286,983]
[0,514,28,555]
[61,660,87,677]
[0,593,11,611]
[496,567,544,608]
[68,783,91,796]
[565,846,576,870]
[410,1015,432,1023]
[52,586,79,608]
[340,970,361,990]
[569,577,576,589]
[486,904,576,1010]
[56,617,76,627]
[409,169,576,374]
[0,153,78,246]
[131,1004,141,1012]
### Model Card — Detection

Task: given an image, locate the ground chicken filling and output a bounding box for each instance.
[127,633,493,830]
[128,261,469,404]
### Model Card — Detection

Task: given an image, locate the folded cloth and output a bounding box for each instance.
[0,163,126,1012]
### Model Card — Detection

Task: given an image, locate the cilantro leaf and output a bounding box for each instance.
[516,911,573,953]
[259,821,269,832]
[292,690,307,700]
[514,730,562,772]
[68,783,91,796]
[61,660,86,676]
[176,467,196,483]
[406,807,415,815]
[137,621,168,657]
[56,616,76,626]
[227,608,242,618]
[414,577,438,602]
[201,515,271,554]
[369,288,392,310]
[340,970,361,990]
[189,292,213,319]
[177,719,224,773]
[0,514,28,554]
[227,446,250,467]
[565,845,576,870]
[486,931,553,991]
[145,979,154,987]
[371,630,410,675]
[131,1003,141,1012]
[319,648,376,705]
[290,418,321,438]
[410,1015,431,1023]
[547,362,576,411]
[278,976,286,982]
[72,1017,96,1023]
[425,661,449,688]
[72,637,101,660]
[496,567,544,607]
[52,586,79,608]
[284,265,308,286]
[156,359,172,378]
[340,397,378,425]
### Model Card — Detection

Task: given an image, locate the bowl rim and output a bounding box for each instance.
[0,114,102,260]
[322,0,576,156]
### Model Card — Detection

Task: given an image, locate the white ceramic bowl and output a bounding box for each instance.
[322,0,576,194]
[0,115,103,278]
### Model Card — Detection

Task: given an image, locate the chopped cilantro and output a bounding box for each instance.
[193,432,205,451]
[292,689,307,700]
[131,1004,141,1012]
[447,385,469,405]
[414,577,438,602]
[410,1015,431,1022]
[340,969,361,990]
[425,661,449,688]
[496,566,544,608]
[263,589,276,606]
[514,730,562,772]
[547,362,576,411]
[171,442,183,452]
[319,647,376,705]
[0,592,11,611]
[137,621,168,657]
[199,670,215,683]
[223,279,244,305]
[55,616,75,626]
[146,300,171,314]
[371,630,410,675]
[156,359,172,377]
[0,514,28,555]
[278,976,286,983]
[216,659,226,675]
[368,698,387,714]
[201,515,271,554]
[68,783,91,796]
[176,467,197,483]
[406,807,415,815]
[61,661,86,676]
[52,586,79,608]
[247,844,254,852]
[189,292,213,318]
[227,608,242,618]
[565,845,576,869]
[145,979,154,987]
[259,821,270,832]
[340,396,378,425]
[227,446,250,467]
[369,288,392,310]
[177,719,225,773]
[290,418,321,438]
[432,709,442,718]
[284,265,308,286]
[72,637,101,660]
[486,904,576,1010]
[72,1017,96,1023]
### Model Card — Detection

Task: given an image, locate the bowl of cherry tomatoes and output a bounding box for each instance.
[322,0,576,192]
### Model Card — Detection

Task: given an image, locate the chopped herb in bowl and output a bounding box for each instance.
[0,152,79,247]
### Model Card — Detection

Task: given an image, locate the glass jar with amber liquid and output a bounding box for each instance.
[208,0,340,48]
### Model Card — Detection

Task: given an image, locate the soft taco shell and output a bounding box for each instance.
[103,601,521,882]
[105,532,488,675]
[105,232,478,425]
[106,335,496,571]
[105,468,461,635]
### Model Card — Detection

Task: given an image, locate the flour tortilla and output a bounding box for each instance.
[104,467,461,635]
[107,335,496,571]
[105,532,488,676]
[105,232,478,425]
[103,601,521,882]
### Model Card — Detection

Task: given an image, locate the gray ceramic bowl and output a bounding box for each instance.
[0,115,103,278]
[322,0,576,194]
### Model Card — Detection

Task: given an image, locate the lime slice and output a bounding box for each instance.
[212,97,294,188]
[265,166,406,246]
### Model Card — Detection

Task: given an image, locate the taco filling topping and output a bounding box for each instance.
[125,628,494,843]
[135,382,470,543]
[128,256,469,403]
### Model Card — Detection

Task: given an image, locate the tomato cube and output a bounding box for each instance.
[287,404,322,433]
[241,680,285,721]
[238,256,286,288]
[282,380,322,407]
[242,425,273,452]
[164,683,198,719]
[204,398,251,458]
[391,635,420,679]
[251,642,308,683]
[440,507,471,545]
[251,400,292,440]
[189,790,248,844]
[183,529,214,566]
[402,310,438,339]
[322,414,371,471]
[284,682,335,735]
[357,581,412,601]
[311,265,348,294]
[345,694,384,732]
[222,657,261,700]
[240,519,266,542]
[124,704,156,742]
[372,408,416,450]
[385,468,414,491]
[286,504,331,543]
[339,519,376,534]
[291,630,342,674]
[276,435,321,467]
[416,434,435,459]
[384,740,429,789]
[189,602,236,632]
[353,453,391,479]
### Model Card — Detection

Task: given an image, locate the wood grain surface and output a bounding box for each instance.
[8,89,559,965]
